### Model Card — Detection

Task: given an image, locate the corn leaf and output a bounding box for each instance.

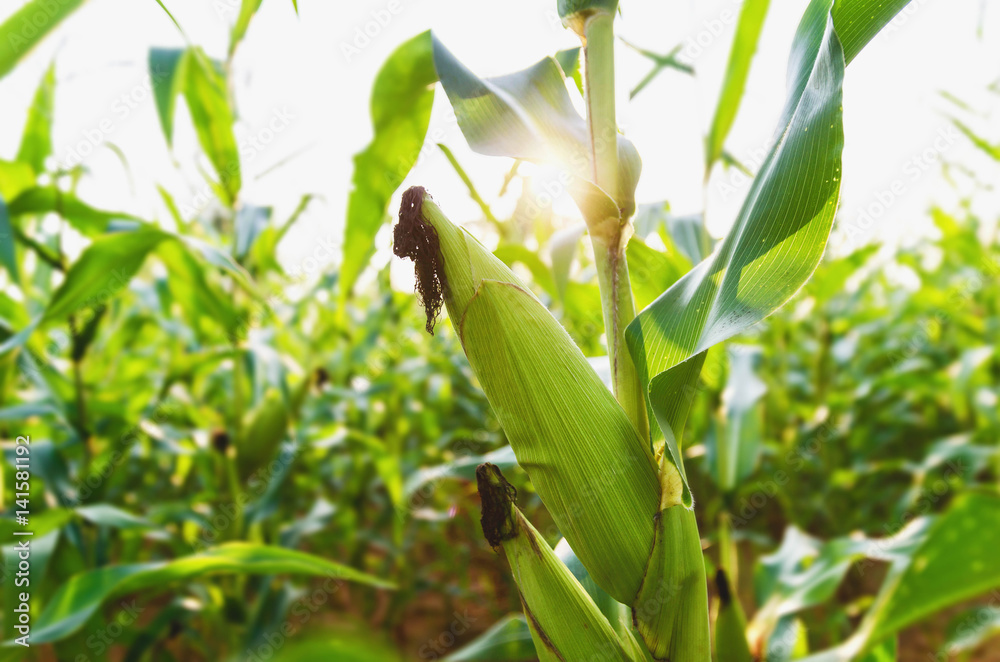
[831,0,914,65]
[235,203,272,259]
[432,35,642,218]
[0,160,34,201]
[714,570,754,662]
[626,0,916,504]
[27,543,394,645]
[229,0,264,57]
[6,186,144,236]
[0,0,87,80]
[869,491,1000,642]
[339,31,436,302]
[149,47,188,146]
[184,49,241,204]
[445,614,536,661]
[16,62,56,174]
[43,228,169,323]
[706,0,771,172]
[713,345,766,492]
[148,46,240,202]
[0,197,16,285]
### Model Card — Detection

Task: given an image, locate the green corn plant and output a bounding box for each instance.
[380,0,919,659]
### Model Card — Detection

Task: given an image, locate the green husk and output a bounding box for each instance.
[632,502,710,661]
[714,570,753,662]
[236,387,288,479]
[395,187,660,604]
[476,464,646,662]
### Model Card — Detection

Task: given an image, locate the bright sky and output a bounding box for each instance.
[1,0,998,291]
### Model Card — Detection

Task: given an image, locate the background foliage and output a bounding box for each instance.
[0,1,998,660]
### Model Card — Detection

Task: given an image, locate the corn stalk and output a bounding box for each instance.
[391,0,920,659]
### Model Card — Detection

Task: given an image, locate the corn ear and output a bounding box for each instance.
[236,387,288,479]
[631,456,711,661]
[477,464,647,662]
[714,570,753,662]
[395,187,660,604]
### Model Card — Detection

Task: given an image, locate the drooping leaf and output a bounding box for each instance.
[75,504,154,530]
[16,61,56,174]
[339,30,436,302]
[626,0,914,502]
[7,186,144,236]
[0,0,87,80]
[830,0,915,65]
[29,543,394,645]
[554,46,583,94]
[403,445,517,500]
[869,491,1000,641]
[44,228,169,323]
[446,614,536,661]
